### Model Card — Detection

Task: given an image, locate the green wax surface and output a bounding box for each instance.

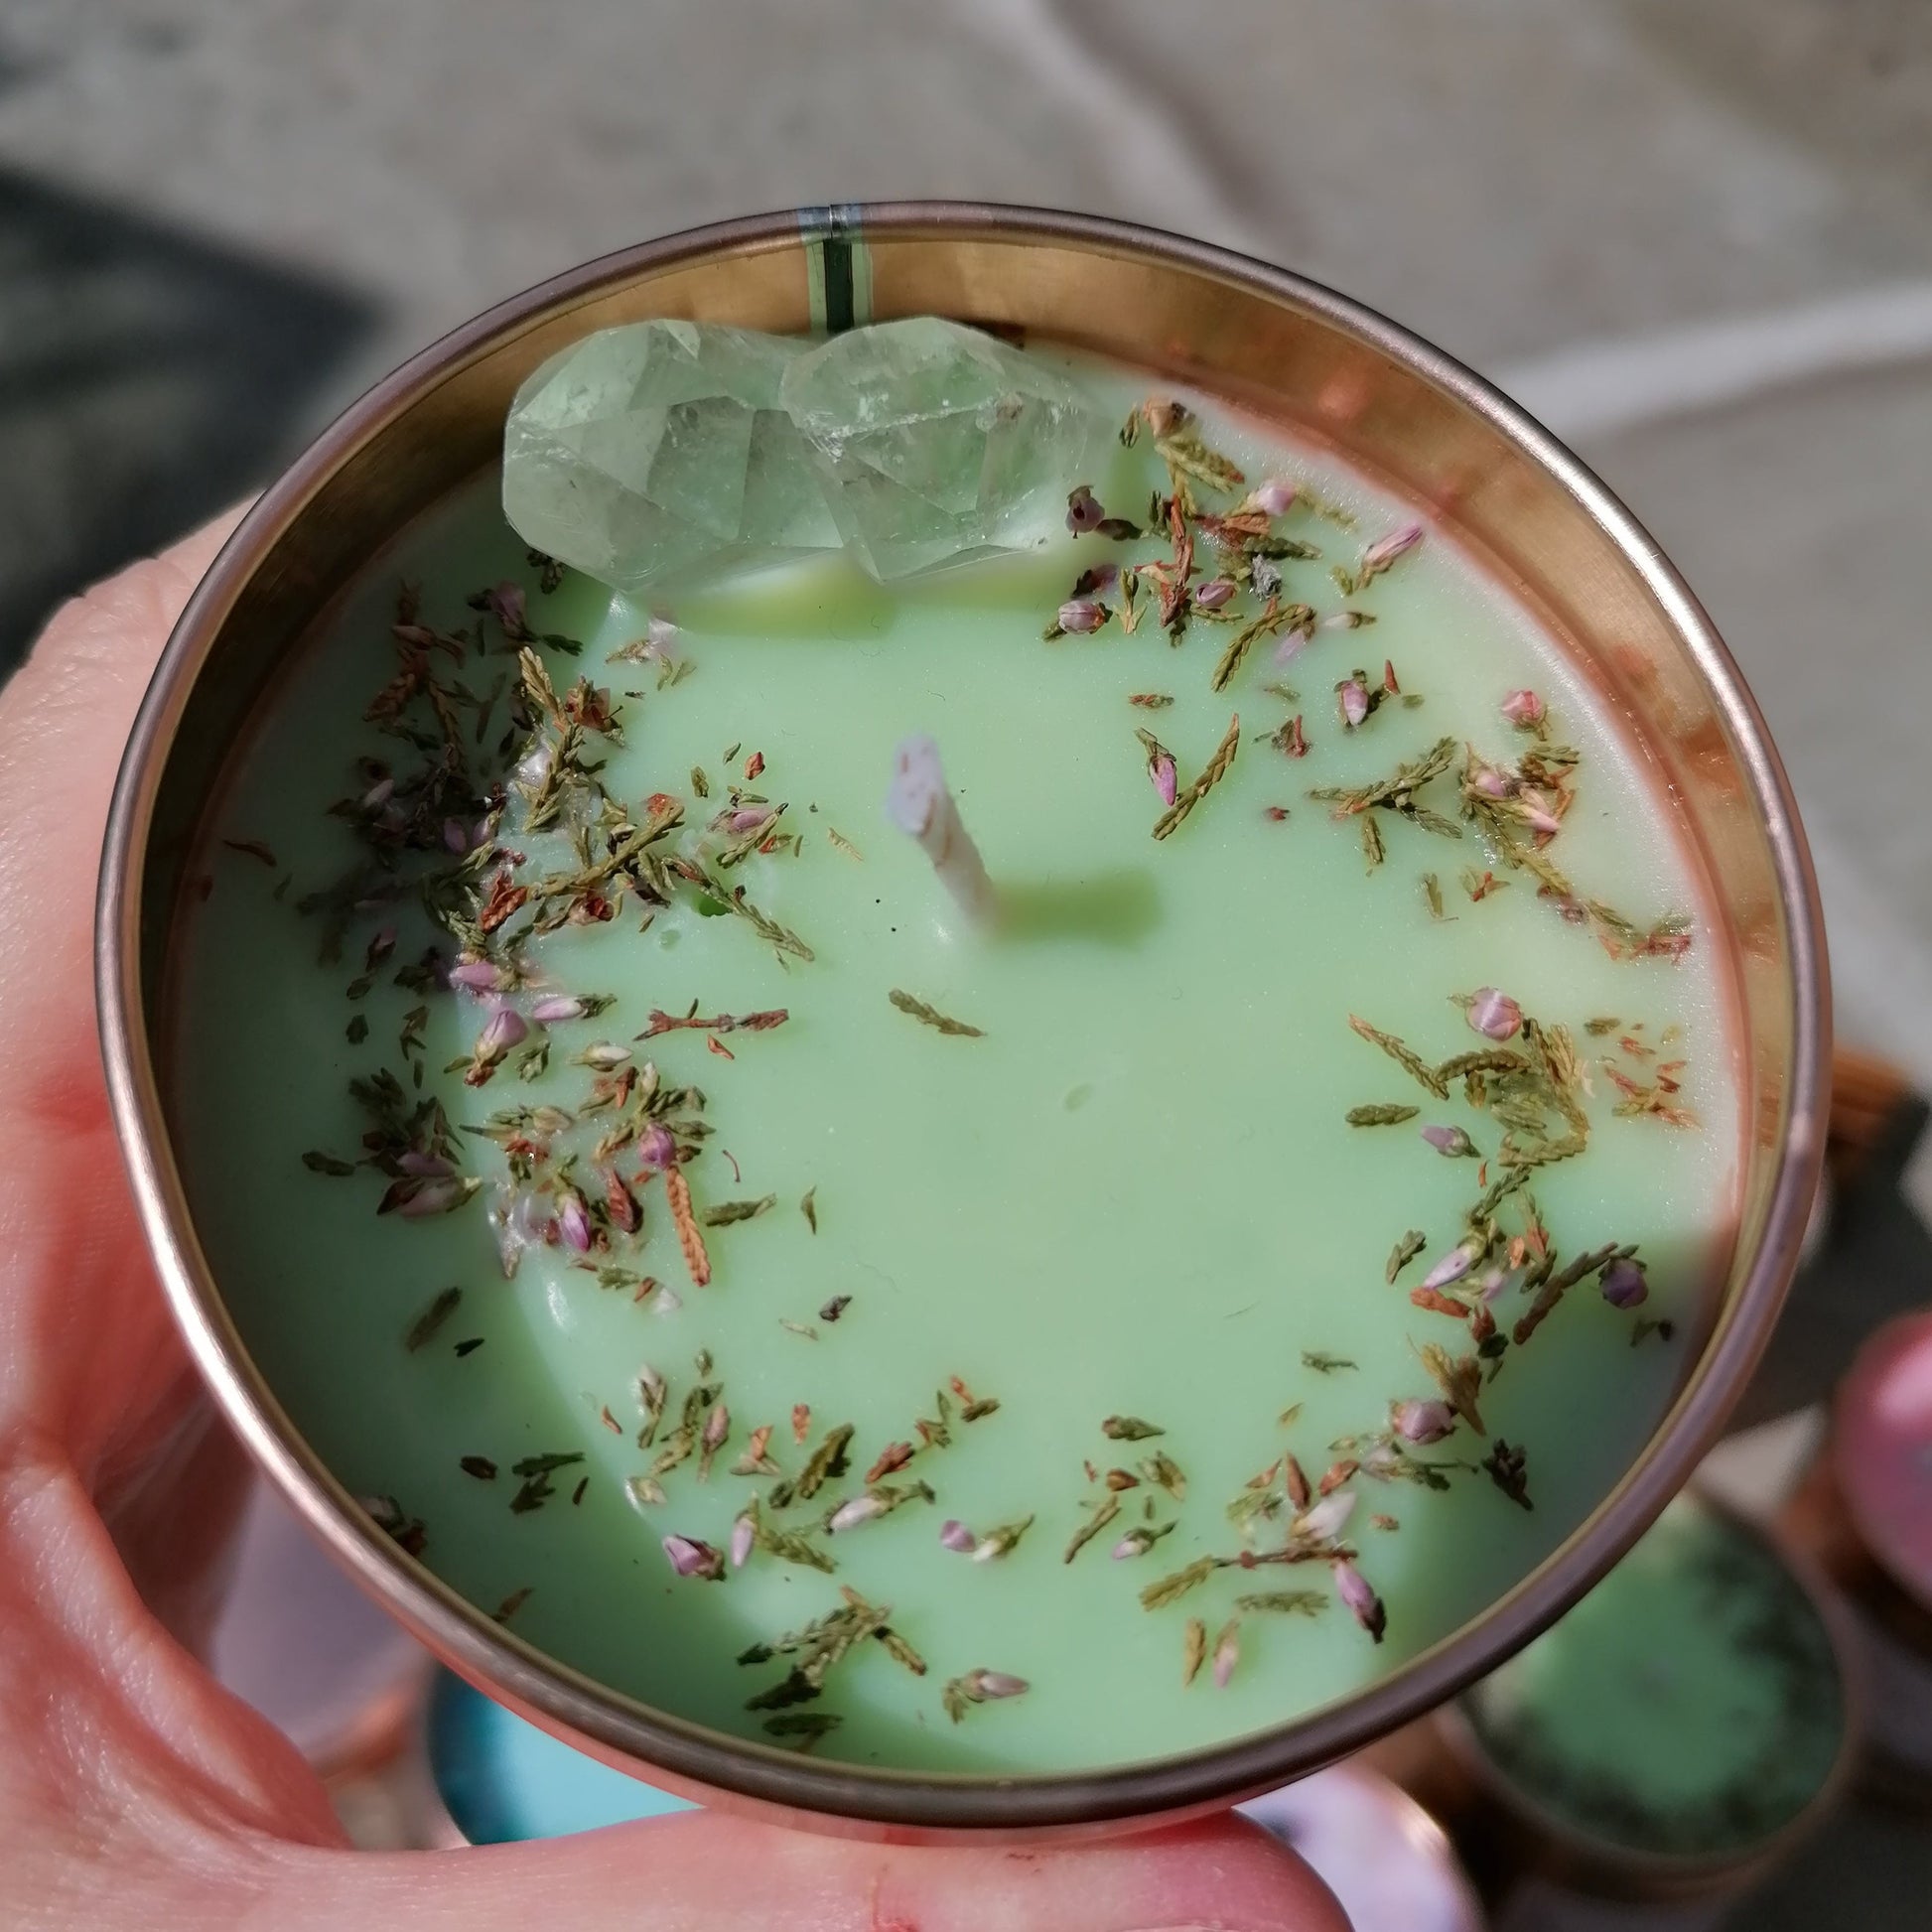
[172,360,1740,1775]
[1459,1496,1844,1857]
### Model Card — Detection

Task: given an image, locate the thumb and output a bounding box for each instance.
[262,1807,1349,1932]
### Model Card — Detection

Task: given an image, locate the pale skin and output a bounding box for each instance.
[0,515,1348,1932]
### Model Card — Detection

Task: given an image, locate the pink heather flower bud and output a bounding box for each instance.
[577,1041,632,1071]
[1082,560,1119,593]
[1467,987,1523,1040]
[828,1495,888,1533]
[939,1519,978,1554]
[730,1512,756,1570]
[1065,484,1105,533]
[1056,597,1107,635]
[443,817,471,854]
[530,994,586,1025]
[396,1150,455,1178]
[1151,753,1178,809]
[1294,1489,1358,1543]
[1514,780,1561,826]
[661,1534,724,1580]
[478,1007,528,1057]
[1600,1258,1648,1310]
[1469,763,1512,800]
[1212,1622,1242,1689]
[1338,677,1370,729]
[637,1123,678,1172]
[448,958,503,993]
[1422,1239,1481,1291]
[966,1670,1029,1702]
[1252,477,1298,517]
[1420,1123,1477,1159]
[557,1189,593,1253]
[360,776,395,811]
[487,582,527,635]
[1194,577,1236,611]
[1501,687,1545,729]
[395,1175,478,1218]
[1362,522,1424,575]
[1333,1560,1387,1642]
[1393,1399,1455,1445]
[727,806,774,835]
[702,1402,730,1452]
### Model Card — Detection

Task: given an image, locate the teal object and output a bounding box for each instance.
[428,1670,696,1843]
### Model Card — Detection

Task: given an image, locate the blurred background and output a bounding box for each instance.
[6,1,1931,1924]
[8,0,1932,1107]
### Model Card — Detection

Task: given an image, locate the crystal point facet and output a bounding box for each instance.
[779,318,1103,581]
[502,320,839,594]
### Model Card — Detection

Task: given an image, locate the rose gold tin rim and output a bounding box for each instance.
[97,202,1829,1836]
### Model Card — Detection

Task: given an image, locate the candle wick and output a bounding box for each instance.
[886,735,998,928]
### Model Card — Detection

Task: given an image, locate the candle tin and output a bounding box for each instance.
[99,204,1828,1837]
[1422,1491,1860,1904]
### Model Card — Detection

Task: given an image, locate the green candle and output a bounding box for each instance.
[169,338,1739,1775]
[1453,1494,1845,1862]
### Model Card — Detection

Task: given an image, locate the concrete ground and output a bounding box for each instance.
[3,2,1930,1921]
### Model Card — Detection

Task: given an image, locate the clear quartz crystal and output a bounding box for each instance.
[501,319,840,593]
[502,317,1105,592]
[779,318,1102,580]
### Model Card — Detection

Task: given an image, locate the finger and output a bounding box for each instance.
[264,1808,1348,1932]
[3,500,245,766]
[0,511,249,1495]
[0,1442,345,1897]
[0,504,248,1100]
[96,1397,255,1655]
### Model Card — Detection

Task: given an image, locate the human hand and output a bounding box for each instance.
[0,517,1348,1931]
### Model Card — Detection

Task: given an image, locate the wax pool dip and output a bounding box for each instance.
[171,336,1740,1775]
